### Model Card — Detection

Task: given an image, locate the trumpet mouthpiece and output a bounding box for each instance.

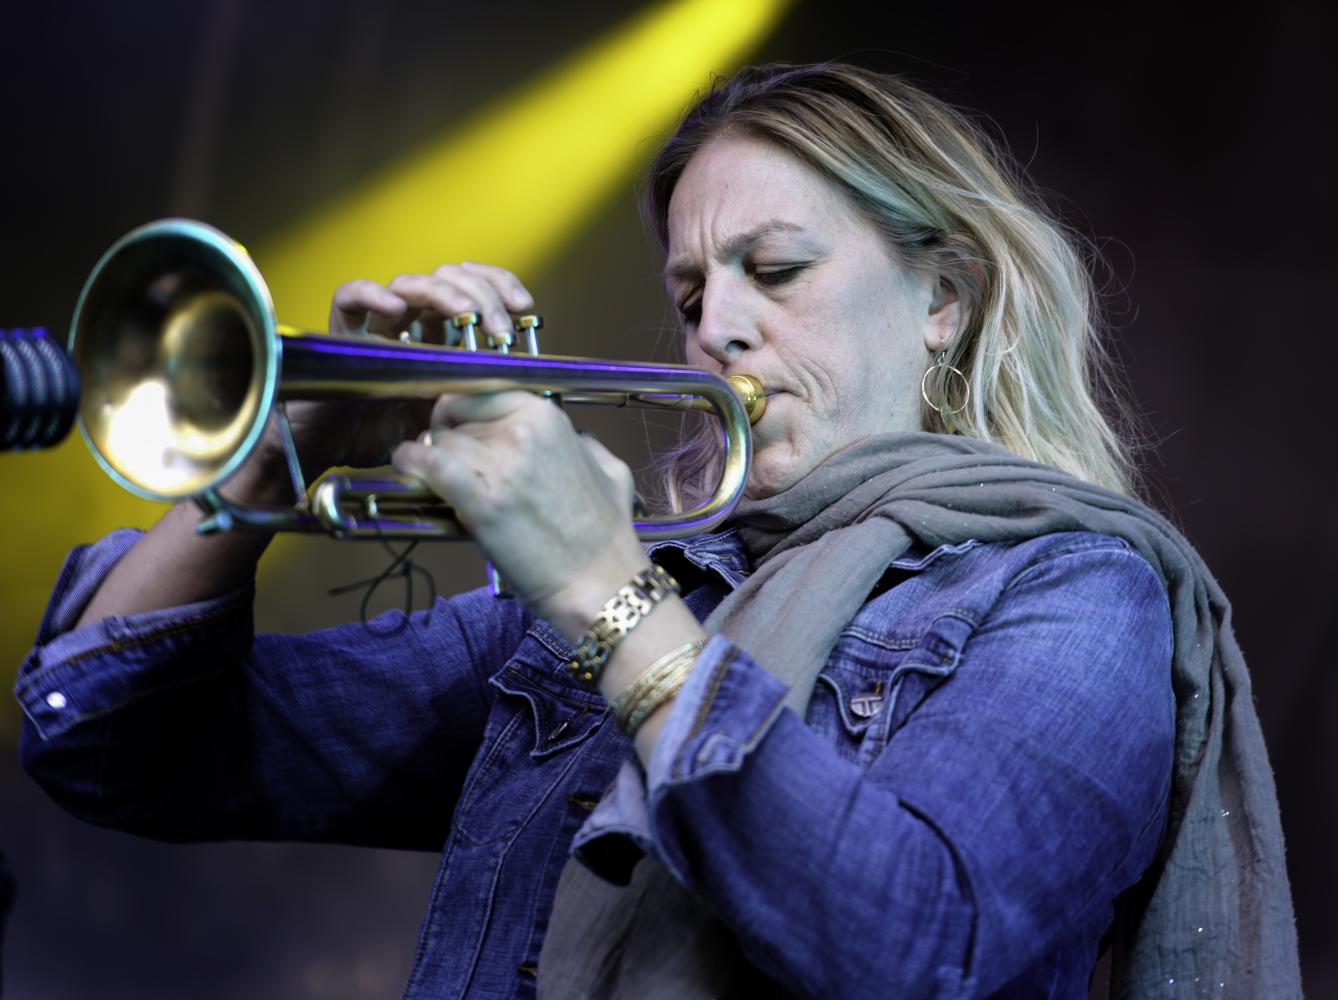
[726,373,766,424]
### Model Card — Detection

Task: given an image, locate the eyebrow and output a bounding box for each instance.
[664,220,806,283]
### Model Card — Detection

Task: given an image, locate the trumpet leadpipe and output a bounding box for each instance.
[559,374,766,424]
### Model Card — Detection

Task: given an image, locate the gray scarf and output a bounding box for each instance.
[539,433,1300,999]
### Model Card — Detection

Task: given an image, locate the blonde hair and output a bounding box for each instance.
[644,63,1139,507]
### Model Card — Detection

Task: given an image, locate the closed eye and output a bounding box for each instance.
[674,262,806,324]
[753,264,806,287]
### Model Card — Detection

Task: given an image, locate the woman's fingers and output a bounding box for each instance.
[329,279,408,336]
[579,432,636,508]
[424,266,512,336]
[388,266,532,343]
[392,431,492,517]
[393,388,644,615]
[416,393,635,517]
[428,390,536,429]
[456,261,535,313]
[331,263,534,348]
[320,262,537,472]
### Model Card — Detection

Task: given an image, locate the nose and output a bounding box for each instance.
[694,278,763,366]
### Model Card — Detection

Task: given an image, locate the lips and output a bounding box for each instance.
[724,374,786,399]
[750,388,789,432]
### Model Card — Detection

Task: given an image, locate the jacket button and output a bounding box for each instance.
[850,686,883,719]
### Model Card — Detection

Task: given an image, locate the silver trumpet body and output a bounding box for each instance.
[69,219,763,541]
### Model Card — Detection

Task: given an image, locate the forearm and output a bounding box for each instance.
[19,551,265,837]
[20,539,504,848]
[540,558,708,767]
[75,458,288,628]
[599,596,706,763]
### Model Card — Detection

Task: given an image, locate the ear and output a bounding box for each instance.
[924,274,963,353]
[923,257,984,353]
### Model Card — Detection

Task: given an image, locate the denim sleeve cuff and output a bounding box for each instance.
[570,756,655,885]
[14,528,255,740]
[571,635,789,885]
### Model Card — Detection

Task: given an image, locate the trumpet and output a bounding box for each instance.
[70,219,763,541]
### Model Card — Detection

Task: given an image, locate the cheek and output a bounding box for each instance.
[682,337,717,371]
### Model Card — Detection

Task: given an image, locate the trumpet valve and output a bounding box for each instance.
[451,311,480,351]
[516,313,543,355]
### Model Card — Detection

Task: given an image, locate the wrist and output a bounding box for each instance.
[602,598,708,763]
[538,543,652,644]
[596,597,706,699]
[220,446,304,507]
[559,561,680,688]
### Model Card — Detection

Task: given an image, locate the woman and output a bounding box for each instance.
[16,64,1298,998]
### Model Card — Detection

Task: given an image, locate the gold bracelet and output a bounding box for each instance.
[611,638,707,735]
[609,640,704,727]
[622,648,702,736]
[566,563,679,689]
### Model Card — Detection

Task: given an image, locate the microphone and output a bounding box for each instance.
[1,328,81,450]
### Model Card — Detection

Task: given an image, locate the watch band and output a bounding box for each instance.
[566,563,679,688]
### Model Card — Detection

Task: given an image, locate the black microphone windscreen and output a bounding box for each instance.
[1,328,81,451]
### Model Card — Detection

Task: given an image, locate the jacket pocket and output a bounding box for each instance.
[814,613,972,768]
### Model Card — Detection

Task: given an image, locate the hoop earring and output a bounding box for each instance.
[920,351,970,417]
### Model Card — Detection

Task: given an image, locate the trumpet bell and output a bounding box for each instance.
[70,220,278,500]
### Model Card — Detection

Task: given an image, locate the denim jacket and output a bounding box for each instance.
[16,525,1174,999]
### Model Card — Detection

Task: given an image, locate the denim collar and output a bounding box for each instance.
[647,526,973,591]
[646,528,750,590]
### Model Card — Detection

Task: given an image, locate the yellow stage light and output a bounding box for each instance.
[1,0,789,736]
[261,0,791,326]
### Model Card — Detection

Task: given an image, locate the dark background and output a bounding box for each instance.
[3,1,1336,996]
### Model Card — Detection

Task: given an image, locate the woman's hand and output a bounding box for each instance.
[229,263,537,504]
[391,391,650,639]
[368,266,704,756]
[330,261,533,343]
